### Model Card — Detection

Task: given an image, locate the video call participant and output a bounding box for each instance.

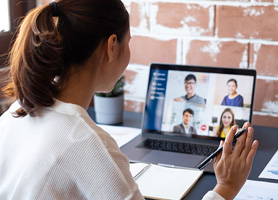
[0,0,258,199]
[173,108,197,135]
[216,108,236,138]
[221,79,244,107]
[174,74,206,105]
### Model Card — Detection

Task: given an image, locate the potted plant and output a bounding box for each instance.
[94,75,125,124]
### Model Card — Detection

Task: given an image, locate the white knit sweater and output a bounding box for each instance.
[0,100,224,200]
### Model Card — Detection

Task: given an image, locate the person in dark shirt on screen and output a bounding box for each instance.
[173,108,197,135]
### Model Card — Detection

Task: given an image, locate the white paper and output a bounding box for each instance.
[234,180,278,200]
[129,163,149,178]
[259,150,278,180]
[130,163,203,200]
[97,124,141,147]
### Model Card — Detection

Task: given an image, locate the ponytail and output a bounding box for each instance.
[4,4,63,117]
[3,0,129,117]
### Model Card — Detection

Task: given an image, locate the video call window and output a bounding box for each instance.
[144,68,255,139]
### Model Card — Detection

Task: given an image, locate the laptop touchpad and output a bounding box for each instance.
[141,150,204,168]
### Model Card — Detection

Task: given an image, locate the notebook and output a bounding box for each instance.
[130,162,203,200]
[121,63,256,173]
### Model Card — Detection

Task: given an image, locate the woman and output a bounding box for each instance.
[221,79,244,107]
[0,0,258,199]
[216,108,236,138]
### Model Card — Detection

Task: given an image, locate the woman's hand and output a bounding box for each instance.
[213,122,258,200]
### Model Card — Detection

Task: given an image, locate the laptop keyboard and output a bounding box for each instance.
[139,139,218,156]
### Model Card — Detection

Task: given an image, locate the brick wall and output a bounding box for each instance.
[123,0,278,128]
[37,0,278,127]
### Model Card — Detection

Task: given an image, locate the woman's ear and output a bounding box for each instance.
[106,34,118,63]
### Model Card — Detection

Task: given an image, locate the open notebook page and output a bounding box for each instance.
[130,163,203,200]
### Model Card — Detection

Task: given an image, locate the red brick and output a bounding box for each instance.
[130,2,140,27]
[253,79,278,113]
[124,100,144,113]
[153,3,214,36]
[129,2,149,30]
[122,65,150,112]
[129,36,177,65]
[252,114,278,128]
[249,44,278,76]
[216,5,278,40]
[123,70,137,95]
[185,40,248,68]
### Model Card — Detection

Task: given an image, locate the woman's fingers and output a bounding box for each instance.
[214,140,224,164]
[240,127,254,159]
[223,125,237,156]
[232,129,248,157]
[242,122,250,130]
[213,122,258,200]
[230,122,251,158]
[246,140,259,167]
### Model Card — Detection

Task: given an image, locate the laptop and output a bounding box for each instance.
[120,63,256,173]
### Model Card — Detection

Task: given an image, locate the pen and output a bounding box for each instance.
[197,128,247,170]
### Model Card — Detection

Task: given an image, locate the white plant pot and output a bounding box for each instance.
[94,95,124,124]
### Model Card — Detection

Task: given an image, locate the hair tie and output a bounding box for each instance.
[49,2,59,17]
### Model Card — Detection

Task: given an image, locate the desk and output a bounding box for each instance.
[186,125,278,200]
[87,108,278,199]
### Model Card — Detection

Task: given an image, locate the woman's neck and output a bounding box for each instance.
[57,65,98,110]
[56,43,108,109]
[229,92,238,98]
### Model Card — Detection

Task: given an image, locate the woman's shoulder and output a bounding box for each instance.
[41,101,119,149]
[228,93,242,100]
[233,94,243,101]
[65,115,119,150]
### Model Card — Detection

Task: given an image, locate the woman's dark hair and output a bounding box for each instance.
[3,0,129,117]
[227,79,238,87]
[216,108,236,137]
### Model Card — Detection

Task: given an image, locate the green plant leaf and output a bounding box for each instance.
[95,75,125,97]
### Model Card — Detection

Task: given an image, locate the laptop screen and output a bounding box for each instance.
[142,63,256,139]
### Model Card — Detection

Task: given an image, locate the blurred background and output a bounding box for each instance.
[0,0,278,127]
